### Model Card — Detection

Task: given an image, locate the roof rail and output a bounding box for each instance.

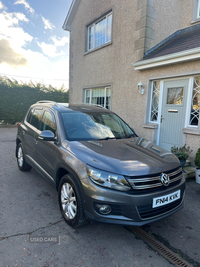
[36,101,69,108]
[73,103,107,109]
[36,100,60,108]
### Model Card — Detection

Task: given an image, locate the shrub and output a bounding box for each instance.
[0,76,69,124]
[195,148,200,168]
[171,145,192,161]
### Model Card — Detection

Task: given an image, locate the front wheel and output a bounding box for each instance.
[17,143,32,171]
[58,174,87,228]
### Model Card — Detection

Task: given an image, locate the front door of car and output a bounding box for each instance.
[32,109,58,180]
[159,79,189,151]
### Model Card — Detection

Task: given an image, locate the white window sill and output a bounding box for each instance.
[142,123,158,129]
[84,41,112,56]
[183,127,200,135]
[191,17,200,24]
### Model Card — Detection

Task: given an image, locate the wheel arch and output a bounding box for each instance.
[56,165,84,194]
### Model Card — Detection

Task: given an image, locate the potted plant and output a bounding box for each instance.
[171,145,192,167]
[194,148,200,184]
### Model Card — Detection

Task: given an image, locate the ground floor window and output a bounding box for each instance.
[84,87,111,109]
[190,76,200,126]
[149,76,200,127]
[150,81,160,122]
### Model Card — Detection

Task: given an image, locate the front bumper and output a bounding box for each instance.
[82,176,186,226]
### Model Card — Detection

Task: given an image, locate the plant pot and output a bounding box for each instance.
[179,159,186,168]
[195,168,200,184]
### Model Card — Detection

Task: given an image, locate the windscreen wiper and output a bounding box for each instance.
[97,137,116,140]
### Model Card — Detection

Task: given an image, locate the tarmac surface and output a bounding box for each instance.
[0,126,200,267]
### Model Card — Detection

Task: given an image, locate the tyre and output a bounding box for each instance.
[17,143,32,171]
[58,174,88,228]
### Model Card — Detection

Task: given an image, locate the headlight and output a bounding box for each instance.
[87,165,131,191]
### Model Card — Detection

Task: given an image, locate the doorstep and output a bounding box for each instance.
[182,166,195,179]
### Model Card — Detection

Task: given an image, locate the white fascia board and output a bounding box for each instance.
[62,0,80,31]
[132,48,200,70]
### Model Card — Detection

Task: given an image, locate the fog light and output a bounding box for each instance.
[96,204,111,215]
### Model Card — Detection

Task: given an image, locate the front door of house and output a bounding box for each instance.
[159,79,189,151]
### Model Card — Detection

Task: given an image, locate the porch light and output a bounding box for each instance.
[138,82,145,95]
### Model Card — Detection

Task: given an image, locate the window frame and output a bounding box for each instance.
[40,109,57,135]
[192,0,200,22]
[84,86,112,110]
[149,79,193,126]
[198,0,200,18]
[26,108,43,130]
[87,11,112,52]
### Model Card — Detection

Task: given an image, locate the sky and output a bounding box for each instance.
[0,0,72,89]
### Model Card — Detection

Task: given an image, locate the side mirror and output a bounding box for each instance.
[38,130,57,141]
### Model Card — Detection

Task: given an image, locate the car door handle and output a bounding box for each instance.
[22,130,25,135]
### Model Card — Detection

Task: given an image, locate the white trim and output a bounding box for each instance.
[149,81,154,122]
[198,0,200,18]
[132,48,200,70]
[87,12,112,52]
[185,77,194,128]
[83,86,111,109]
[62,0,81,31]
[157,81,164,146]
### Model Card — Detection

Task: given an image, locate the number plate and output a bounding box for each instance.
[152,190,180,208]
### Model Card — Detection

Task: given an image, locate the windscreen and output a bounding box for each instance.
[61,112,136,141]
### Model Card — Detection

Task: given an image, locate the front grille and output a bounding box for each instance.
[137,197,183,220]
[127,167,183,191]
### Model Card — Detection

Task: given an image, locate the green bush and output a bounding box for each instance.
[0,76,69,124]
[171,145,192,160]
[195,148,200,168]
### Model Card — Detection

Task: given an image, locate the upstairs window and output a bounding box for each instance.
[193,0,200,21]
[198,0,200,18]
[87,12,112,51]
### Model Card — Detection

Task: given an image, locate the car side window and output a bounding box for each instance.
[26,109,32,123]
[29,108,43,129]
[40,110,56,135]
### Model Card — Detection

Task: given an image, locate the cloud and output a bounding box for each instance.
[0,10,32,68]
[0,51,69,88]
[0,11,32,49]
[36,36,69,58]
[0,1,6,10]
[42,16,55,30]
[0,10,29,27]
[37,41,65,57]
[14,0,34,14]
[0,39,27,67]
[0,8,69,88]
[51,36,69,47]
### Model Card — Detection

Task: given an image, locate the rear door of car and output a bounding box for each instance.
[32,108,59,181]
[23,107,43,162]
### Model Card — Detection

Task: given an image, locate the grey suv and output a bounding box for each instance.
[16,101,185,227]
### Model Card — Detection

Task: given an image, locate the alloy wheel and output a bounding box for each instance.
[61,183,77,219]
[18,146,23,167]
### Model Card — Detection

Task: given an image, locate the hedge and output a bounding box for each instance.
[0,76,69,124]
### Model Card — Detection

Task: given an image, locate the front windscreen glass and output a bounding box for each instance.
[61,112,136,141]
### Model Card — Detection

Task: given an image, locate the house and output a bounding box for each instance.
[63,0,200,157]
